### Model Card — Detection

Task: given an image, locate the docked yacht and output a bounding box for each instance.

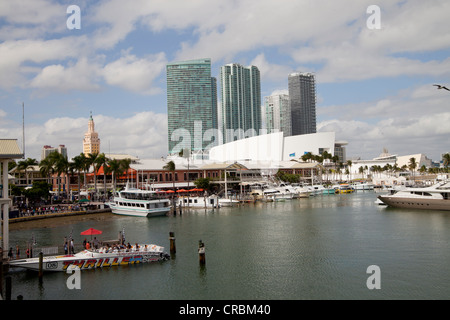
[352,182,375,191]
[377,181,450,211]
[218,198,240,207]
[108,183,171,217]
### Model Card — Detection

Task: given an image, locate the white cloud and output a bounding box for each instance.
[30,57,102,93]
[5,111,168,161]
[250,53,293,83]
[102,51,167,95]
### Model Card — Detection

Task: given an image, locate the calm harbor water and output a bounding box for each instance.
[6,191,450,300]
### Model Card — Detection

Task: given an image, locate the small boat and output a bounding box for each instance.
[292,185,311,198]
[108,183,171,217]
[9,243,170,272]
[335,184,355,194]
[352,182,375,191]
[377,180,450,211]
[177,195,220,208]
[219,198,240,207]
[322,187,336,195]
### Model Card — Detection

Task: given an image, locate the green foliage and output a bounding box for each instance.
[194,177,211,191]
[22,181,51,202]
[275,170,301,184]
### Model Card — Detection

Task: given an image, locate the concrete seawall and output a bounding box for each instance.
[9,208,112,224]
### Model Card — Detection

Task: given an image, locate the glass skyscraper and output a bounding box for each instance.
[166,58,217,155]
[288,72,317,135]
[264,93,292,137]
[220,63,261,144]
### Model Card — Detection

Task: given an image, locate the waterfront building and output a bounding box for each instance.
[83,113,100,156]
[166,58,218,155]
[264,93,292,137]
[220,63,261,144]
[209,131,339,163]
[41,144,67,161]
[396,154,433,169]
[334,141,348,163]
[288,72,317,135]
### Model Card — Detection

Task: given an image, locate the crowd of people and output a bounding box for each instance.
[16,203,82,217]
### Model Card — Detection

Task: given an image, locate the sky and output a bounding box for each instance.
[1,0,450,163]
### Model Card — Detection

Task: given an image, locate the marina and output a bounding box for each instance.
[4,190,450,300]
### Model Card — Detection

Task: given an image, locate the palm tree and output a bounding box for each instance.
[163,160,176,206]
[443,153,450,169]
[17,158,38,186]
[419,165,427,175]
[358,166,364,180]
[163,160,176,191]
[51,152,69,199]
[72,154,85,198]
[39,157,54,186]
[88,153,99,199]
[95,153,108,199]
[119,158,132,185]
[346,160,352,181]
[107,158,122,192]
[409,157,417,182]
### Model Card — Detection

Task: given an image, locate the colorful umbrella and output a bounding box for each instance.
[80,228,102,239]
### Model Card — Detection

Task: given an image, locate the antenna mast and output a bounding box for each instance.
[22,102,25,158]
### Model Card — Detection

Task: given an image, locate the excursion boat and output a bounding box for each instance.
[377,180,450,211]
[108,183,171,217]
[9,243,170,272]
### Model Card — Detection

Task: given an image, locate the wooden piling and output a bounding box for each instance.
[169,232,176,254]
[38,251,43,281]
[198,240,205,265]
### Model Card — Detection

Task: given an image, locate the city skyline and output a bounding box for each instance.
[0,1,449,162]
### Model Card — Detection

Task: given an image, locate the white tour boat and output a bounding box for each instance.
[377,180,450,211]
[9,243,170,272]
[108,183,171,217]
